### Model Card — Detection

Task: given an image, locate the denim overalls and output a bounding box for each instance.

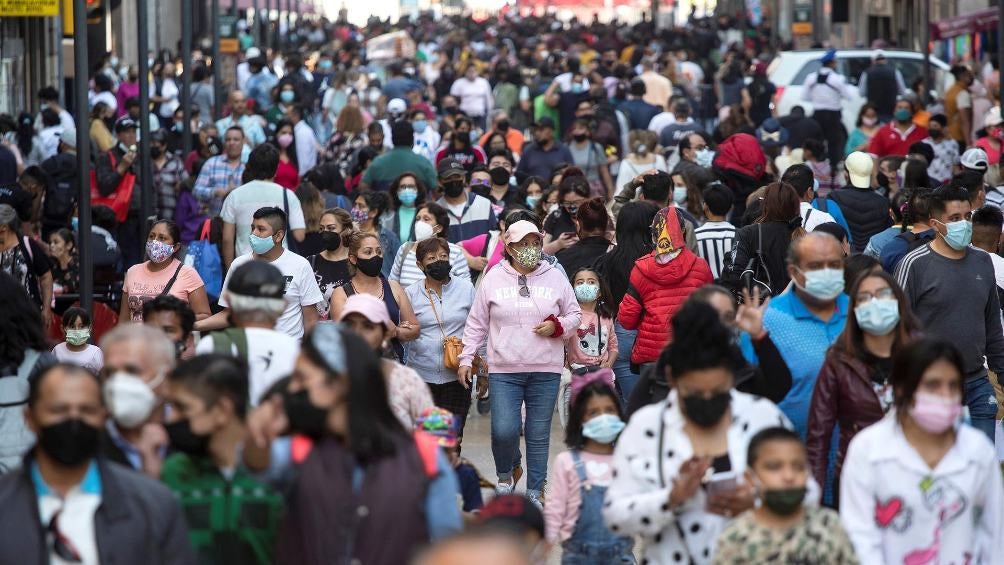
[560,450,635,564]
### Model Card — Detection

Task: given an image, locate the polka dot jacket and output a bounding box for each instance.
[602,389,793,565]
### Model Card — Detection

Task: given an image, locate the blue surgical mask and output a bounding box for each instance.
[798,268,845,301]
[398,188,418,206]
[855,298,900,336]
[280,90,295,104]
[673,186,688,205]
[413,120,428,134]
[695,148,714,168]
[249,233,276,255]
[937,219,973,250]
[71,216,79,232]
[894,108,912,122]
[582,414,625,444]
[319,60,333,70]
[574,283,599,303]
[526,195,541,208]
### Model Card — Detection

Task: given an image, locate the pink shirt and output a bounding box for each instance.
[461,232,504,272]
[544,450,616,544]
[565,311,618,368]
[974,137,1002,165]
[384,361,435,429]
[123,259,205,322]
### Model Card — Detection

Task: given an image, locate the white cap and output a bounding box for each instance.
[985,106,1003,128]
[873,49,887,61]
[961,147,989,171]
[245,47,261,59]
[845,151,874,189]
[387,98,407,116]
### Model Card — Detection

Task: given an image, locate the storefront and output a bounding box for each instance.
[930,7,999,64]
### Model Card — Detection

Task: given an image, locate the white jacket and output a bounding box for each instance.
[840,413,1004,565]
[603,389,792,565]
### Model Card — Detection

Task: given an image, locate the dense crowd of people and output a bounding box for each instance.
[1,7,1004,565]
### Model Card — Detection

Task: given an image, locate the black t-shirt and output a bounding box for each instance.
[1,237,51,306]
[861,350,893,385]
[308,254,350,319]
[0,185,33,222]
[543,208,576,240]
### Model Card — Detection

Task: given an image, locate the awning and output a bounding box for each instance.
[930,7,998,41]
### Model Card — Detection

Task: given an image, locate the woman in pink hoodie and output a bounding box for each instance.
[459,218,581,508]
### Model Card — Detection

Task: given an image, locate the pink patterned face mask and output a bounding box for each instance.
[909,392,962,434]
[146,240,175,264]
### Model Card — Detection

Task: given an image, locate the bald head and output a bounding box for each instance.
[229,90,249,116]
[787,232,843,269]
[100,324,177,382]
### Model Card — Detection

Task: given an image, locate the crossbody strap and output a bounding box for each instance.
[159,261,185,296]
[425,287,448,339]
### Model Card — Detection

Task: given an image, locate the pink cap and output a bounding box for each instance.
[504,220,544,245]
[338,293,392,328]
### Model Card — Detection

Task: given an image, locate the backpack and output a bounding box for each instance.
[42,165,76,228]
[184,219,223,302]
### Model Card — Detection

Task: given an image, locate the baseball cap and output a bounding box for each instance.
[415,408,459,448]
[531,116,556,129]
[387,98,408,115]
[114,116,137,132]
[873,49,887,61]
[227,261,286,299]
[0,204,17,228]
[59,127,77,149]
[437,158,466,179]
[245,46,261,59]
[961,147,990,171]
[845,151,874,189]
[479,495,545,539]
[339,293,392,328]
[504,220,544,245]
[819,48,837,64]
[756,118,789,148]
[985,106,1003,128]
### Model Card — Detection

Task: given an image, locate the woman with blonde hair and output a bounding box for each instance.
[293,182,326,256]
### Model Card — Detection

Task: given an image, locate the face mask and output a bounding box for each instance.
[695,148,715,168]
[682,391,731,428]
[798,268,845,301]
[636,143,649,155]
[65,328,91,346]
[861,117,878,127]
[936,219,973,250]
[280,90,296,104]
[146,240,175,264]
[283,388,328,439]
[398,187,420,206]
[71,216,79,231]
[496,119,510,132]
[354,255,384,277]
[526,195,541,208]
[855,298,900,336]
[350,206,370,224]
[910,391,963,434]
[414,221,436,241]
[489,167,511,186]
[512,245,542,269]
[454,132,471,146]
[673,186,688,205]
[150,146,164,159]
[443,180,465,198]
[761,486,807,516]
[572,133,588,142]
[103,371,160,428]
[929,129,943,139]
[249,233,276,255]
[581,413,626,444]
[321,231,341,251]
[37,419,100,466]
[894,108,912,122]
[413,120,428,134]
[277,133,294,148]
[425,260,451,282]
[165,418,210,456]
[319,60,333,70]
[574,282,600,302]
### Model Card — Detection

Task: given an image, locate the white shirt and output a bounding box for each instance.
[293,120,319,176]
[800,201,837,231]
[413,127,442,163]
[51,343,104,375]
[449,77,494,117]
[219,251,324,341]
[33,462,101,565]
[220,179,307,258]
[89,91,117,113]
[195,327,298,405]
[647,112,676,135]
[157,78,180,118]
[840,414,1004,565]
[801,69,854,111]
[39,126,62,159]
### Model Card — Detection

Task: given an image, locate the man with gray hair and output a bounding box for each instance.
[0,203,53,329]
[740,232,848,438]
[195,260,298,406]
[99,323,177,478]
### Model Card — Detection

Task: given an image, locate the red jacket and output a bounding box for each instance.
[618,249,713,364]
[868,122,928,157]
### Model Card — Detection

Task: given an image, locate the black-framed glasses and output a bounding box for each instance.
[48,510,82,563]
[518,274,530,298]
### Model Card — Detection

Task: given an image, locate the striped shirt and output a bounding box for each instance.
[694,221,736,279]
[437,193,498,244]
[986,187,1004,211]
[389,241,471,288]
[193,155,246,216]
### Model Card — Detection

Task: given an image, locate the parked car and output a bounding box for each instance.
[767,49,952,133]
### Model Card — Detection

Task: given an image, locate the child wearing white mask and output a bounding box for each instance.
[51,307,104,375]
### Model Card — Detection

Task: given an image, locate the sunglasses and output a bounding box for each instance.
[48,511,82,563]
[518,274,530,298]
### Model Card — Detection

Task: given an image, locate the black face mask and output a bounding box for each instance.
[496,119,510,132]
[929,129,943,139]
[355,255,384,277]
[165,418,210,457]
[425,260,451,282]
[572,133,588,142]
[489,166,511,186]
[151,146,164,159]
[321,231,342,251]
[455,132,471,146]
[761,487,807,516]
[682,391,731,428]
[283,389,328,439]
[443,180,465,198]
[37,418,100,466]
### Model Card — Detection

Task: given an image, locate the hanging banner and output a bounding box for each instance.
[0,0,59,15]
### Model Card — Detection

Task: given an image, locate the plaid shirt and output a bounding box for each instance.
[152,153,188,220]
[193,155,245,216]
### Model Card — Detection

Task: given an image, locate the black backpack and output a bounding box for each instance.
[42,173,75,228]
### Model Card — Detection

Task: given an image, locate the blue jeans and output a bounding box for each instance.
[612,321,639,404]
[489,372,560,496]
[965,375,998,441]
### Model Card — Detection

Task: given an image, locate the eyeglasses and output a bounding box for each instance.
[48,510,82,563]
[856,287,895,303]
[399,184,418,191]
[518,274,530,298]
[471,179,490,186]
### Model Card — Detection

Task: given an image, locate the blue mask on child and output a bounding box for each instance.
[280,90,295,104]
[413,120,428,134]
[582,414,625,444]
[574,283,599,303]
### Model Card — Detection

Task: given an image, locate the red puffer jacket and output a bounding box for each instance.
[618,249,714,364]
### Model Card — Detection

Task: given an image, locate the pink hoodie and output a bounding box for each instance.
[460,258,581,374]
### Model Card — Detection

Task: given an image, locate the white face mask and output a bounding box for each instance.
[103,371,162,428]
[414,221,435,241]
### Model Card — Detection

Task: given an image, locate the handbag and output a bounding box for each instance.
[90,151,136,223]
[184,219,223,301]
[426,287,464,370]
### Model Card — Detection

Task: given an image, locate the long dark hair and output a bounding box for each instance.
[834,270,919,360]
[273,119,299,170]
[660,300,745,382]
[569,266,614,319]
[15,112,34,156]
[594,201,659,304]
[756,181,801,225]
[564,380,623,449]
[302,326,407,461]
[890,338,965,416]
[0,272,48,366]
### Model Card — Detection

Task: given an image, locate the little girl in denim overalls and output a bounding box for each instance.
[543,369,634,564]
